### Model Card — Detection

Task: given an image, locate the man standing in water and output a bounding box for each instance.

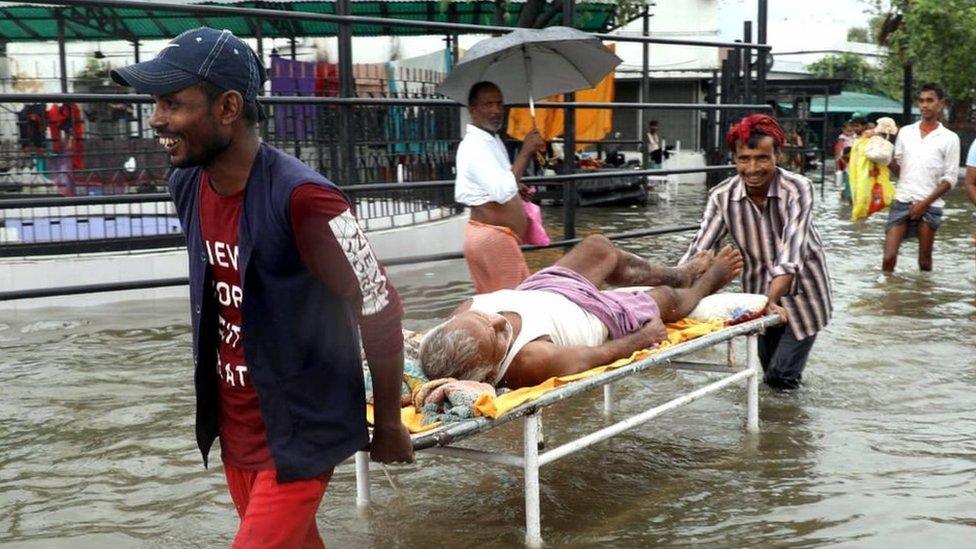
[884,83,960,272]
[681,114,833,390]
[455,81,545,293]
[966,137,976,256]
[112,27,412,547]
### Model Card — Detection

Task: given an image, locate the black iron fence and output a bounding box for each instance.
[0,0,772,300]
[0,179,461,256]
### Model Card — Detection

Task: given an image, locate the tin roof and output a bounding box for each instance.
[0,1,618,42]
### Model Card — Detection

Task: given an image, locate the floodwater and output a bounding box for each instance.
[2,175,975,547]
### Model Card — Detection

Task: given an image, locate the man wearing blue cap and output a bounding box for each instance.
[112,27,412,548]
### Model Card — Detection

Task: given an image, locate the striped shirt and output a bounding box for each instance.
[681,168,832,340]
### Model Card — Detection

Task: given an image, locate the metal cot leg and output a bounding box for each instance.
[523,413,543,547]
[603,384,615,414]
[355,450,371,507]
[746,335,760,433]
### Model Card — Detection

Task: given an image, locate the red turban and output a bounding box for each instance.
[725,114,785,150]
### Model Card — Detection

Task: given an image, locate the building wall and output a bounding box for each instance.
[613,80,703,152]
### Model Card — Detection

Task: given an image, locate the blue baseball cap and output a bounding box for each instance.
[111,27,267,102]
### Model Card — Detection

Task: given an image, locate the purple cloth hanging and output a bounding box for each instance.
[270,57,317,140]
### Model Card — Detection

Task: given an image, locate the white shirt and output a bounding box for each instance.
[469,289,608,385]
[893,121,960,208]
[454,124,518,206]
[647,132,661,152]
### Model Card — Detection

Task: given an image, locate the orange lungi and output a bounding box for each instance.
[463,220,530,293]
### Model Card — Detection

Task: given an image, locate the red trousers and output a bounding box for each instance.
[224,464,333,549]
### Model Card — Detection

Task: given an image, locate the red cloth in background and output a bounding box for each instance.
[315,62,339,97]
[47,103,84,171]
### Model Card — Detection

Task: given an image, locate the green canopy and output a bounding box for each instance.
[782,91,918,115]
[0,1,617,42]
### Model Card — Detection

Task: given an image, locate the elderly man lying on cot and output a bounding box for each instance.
[419,235,743,389]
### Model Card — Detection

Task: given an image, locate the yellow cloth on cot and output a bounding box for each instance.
[366,318,725,434]
[849,136,895,221]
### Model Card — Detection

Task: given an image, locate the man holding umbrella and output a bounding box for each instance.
[438,26,622,293]
[455,81,545,293]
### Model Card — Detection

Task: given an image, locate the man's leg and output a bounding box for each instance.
[757,325,785,372]
[644,246,741,322]
[917,221,936,271]
[760,329,817,390]
[228,467,332,549]
[882,223,907,273]
[555,234,708,288]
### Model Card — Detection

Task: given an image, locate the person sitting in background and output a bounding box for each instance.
[419,235,740,389]
[455,81,545,293]
[647,120,663,167]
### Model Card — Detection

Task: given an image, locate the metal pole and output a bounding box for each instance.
[757,0,767,103]
[561,0,577,241]
[603,384,615,415]
[742,22,752,106]
[902,63,913,125]
[133,39,143,138]
[254,21,268,141]
[354,450,371,507]
[641,4,650,169]
[746,335,760,433]
[822,88,829,194]
[56,10,68,93]
[337,0,358,184]
[523,413,543,547]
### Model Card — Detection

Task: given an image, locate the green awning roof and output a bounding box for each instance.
[0,1,618,42]
[782,91,918,115]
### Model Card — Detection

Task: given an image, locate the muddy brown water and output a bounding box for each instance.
[2,177,975,547]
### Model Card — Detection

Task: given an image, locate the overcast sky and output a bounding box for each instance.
[718,0,875,51]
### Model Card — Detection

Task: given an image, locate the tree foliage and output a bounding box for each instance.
[807,53,903,100]
[868,0,976,106]
[487,0,645,29]
[846,27,870,43]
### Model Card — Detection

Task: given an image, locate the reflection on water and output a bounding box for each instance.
[2,177,975,547]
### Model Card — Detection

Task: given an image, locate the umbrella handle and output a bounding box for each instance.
[527,97,547,167]
[522,46,546,167]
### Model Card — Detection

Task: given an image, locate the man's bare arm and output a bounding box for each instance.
[967,167,976,246]
[501,321,666,388]
[966,166,976,207]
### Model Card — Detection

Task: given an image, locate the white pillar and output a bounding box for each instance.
[603,383,615,415]
[355,450,371,507]
[523,413,543,547]
[746,335,760,433]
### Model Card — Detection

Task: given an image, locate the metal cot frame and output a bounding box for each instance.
[353,315,782,546]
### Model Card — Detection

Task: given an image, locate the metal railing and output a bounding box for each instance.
[0,223,700,301]
[0,0,770,301]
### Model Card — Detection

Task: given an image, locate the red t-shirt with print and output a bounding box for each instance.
[198,173,272,469]
[198,174,405,471]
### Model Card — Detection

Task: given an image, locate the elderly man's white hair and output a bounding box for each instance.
[419,319,499,383]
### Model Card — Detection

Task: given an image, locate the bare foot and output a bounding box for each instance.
[676,250,713,287]
[698,245,743,293]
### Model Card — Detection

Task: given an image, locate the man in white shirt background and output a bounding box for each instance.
[455,81,545,293]
[883,82,960,272]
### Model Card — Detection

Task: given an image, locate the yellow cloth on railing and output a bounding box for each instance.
[368,317,725,434]
[506,44,616,150]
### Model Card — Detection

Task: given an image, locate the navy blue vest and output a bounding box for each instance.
[169,143,368,482]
